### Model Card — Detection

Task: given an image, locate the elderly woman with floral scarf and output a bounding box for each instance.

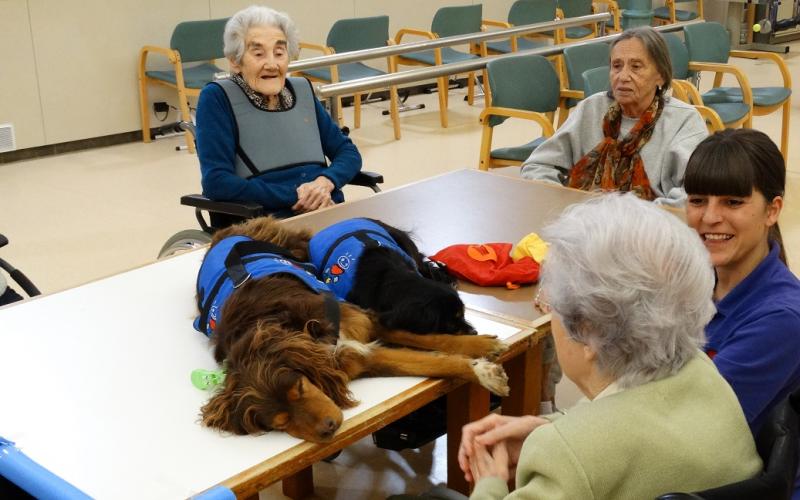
[521,27,707,207]
[195,5,362,222]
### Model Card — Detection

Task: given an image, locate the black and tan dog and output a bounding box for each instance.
[196,217,508,443]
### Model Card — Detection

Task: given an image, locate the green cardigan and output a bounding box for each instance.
[471,354,761,500]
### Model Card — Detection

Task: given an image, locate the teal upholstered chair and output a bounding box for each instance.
[582,66,610,97]
[653,0,703,24]
[479,54,559,170]
[395,4,486,128]
[557,0,599,40]
[138,18,228,153]
[684,22,791,158]
[558,41,610,126]
[293,16,401,140]
[661,33,726,132]
[482,0,561,55]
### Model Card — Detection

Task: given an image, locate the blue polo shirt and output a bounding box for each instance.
[705,243,800,436]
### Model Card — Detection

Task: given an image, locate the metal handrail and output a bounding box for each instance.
[315,20,704,98]
[288,13,611,72]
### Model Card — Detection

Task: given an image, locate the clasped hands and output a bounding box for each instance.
[458,413,549,484]
[292,176,335,213]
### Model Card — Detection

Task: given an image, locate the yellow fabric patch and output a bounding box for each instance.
[511,233,549,263]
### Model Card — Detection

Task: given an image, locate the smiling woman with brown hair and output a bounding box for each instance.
[685,129,800,444]
[195,5,362,222]
[521,27,707,206]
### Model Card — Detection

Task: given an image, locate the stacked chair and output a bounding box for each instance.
[482,0,563,55]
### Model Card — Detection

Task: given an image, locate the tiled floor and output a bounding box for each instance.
[2,40,800,499]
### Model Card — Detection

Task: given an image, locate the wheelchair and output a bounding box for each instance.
[158,122,384,259]
[0,233,41,306]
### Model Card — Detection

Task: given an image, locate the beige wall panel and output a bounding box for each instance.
[354,0,475,38]
[0,0,45,149]
[210,0,357,46]
[28,0,208,145]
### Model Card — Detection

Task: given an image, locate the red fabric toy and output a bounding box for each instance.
[431,243,540,288]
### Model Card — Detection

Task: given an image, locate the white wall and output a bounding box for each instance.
[0,0,512,150]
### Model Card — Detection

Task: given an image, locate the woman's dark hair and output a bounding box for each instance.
[684,129,786,264]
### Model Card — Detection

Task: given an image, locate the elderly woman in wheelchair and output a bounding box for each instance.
[195,5,362,226]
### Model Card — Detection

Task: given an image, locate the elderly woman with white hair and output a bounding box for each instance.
[195,5,361,222]
[415,194,762,499]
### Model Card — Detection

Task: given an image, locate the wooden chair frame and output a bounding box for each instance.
[729,49,792,158]
[671,80,725,132]
[653,0,704,25]
[138,45,204,153]
[394,27,488,128]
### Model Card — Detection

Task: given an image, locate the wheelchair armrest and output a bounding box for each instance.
[0,234,8,249]
[349,171,384,193]
[180,194,265,218]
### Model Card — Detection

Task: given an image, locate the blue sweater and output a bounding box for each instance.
[706,243,800,435]
[195,79,362,217]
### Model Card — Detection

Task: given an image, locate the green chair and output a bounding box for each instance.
[557,0,599,40]
[479,54,559,170]
[138,18,228,154]
[395,4,486,128]
[653,0,703,24]
[293,16,401,140]
[482,0,561,55]
[684,22,790,158]
[582,66,610,97]
[662,32,726,132]
[558,41,610,126]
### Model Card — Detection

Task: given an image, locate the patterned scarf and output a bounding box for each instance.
[229,73,294,111]
[567,93,664,201]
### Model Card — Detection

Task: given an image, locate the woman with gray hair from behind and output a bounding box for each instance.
[437,194,761,499]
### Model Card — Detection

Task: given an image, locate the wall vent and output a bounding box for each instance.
[0,124,15,153]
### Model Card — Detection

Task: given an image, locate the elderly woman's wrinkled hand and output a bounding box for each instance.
[469,440,510,483]
[293,176,335,213]
[458,413,548,483]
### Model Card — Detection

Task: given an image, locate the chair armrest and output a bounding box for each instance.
[730,49,792,89]
[560,89,584,99]
[482,19,512,28]
[349,171,384,193]
[688,61,753,106]
[299,42,334,55]
[180,194,265,218]
[395,28,437,44]
[479,106,556,137]
[138,45,180,82]
[695,105,725,132]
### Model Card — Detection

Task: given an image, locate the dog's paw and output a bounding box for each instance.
[471,359,510,397]
[460,334,508,360]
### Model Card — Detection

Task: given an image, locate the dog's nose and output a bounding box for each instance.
[318,417,340,440]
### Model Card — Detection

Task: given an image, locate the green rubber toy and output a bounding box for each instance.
[191,368,226,390]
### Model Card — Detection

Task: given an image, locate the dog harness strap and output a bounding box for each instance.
[322,292,341,337]
[224,240,314,288]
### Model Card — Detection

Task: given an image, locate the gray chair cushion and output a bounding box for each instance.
[703,86,792,108]
[491,137,547,161]
[706,101,751,124]
[486,37,549,54]
[653,6,699,20]
[402,47,478,65]
[300,62,385,83]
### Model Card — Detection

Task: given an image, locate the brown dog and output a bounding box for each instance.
[197,217,509,443]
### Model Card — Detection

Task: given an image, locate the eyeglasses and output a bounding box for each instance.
[534,288,552,314]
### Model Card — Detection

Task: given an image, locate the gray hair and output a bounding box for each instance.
[224,5,300,64]
[541,193,714,389]
[610,26,673,92]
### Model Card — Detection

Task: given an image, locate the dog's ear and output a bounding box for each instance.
[201,372,247,434]
[286,376,304,402]
[271,412,290,430]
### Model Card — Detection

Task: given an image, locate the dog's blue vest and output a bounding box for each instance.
[308,218,417,300]
[194,235,330,337]
[214,77,326,179]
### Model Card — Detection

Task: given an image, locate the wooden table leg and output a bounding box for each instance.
[282,466,314,499]
[447,382,490,494]
[502,341,544,417]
